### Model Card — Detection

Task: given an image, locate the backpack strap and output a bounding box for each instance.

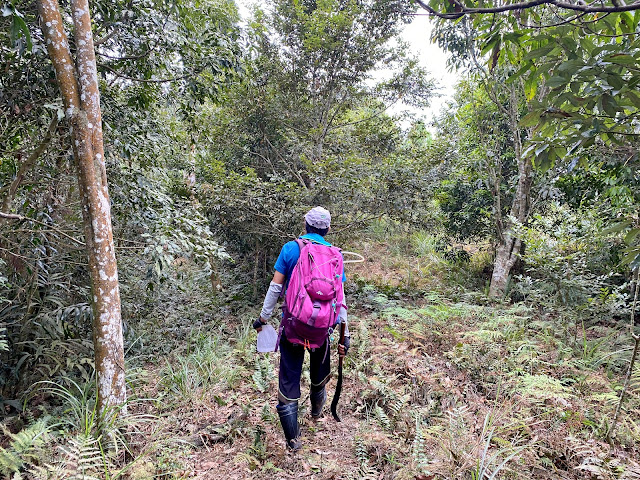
[295,238,306,252]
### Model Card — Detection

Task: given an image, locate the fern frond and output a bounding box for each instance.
[389,394,410,419]
[252,356,274,393]
[55,434,103,480]
[412,417,431,472]
[30,462,67,480]
[517,374,572,401]
[356,316,371,359]
[0,419,49,475]
[374,405,391,432]
[354,438,378,480]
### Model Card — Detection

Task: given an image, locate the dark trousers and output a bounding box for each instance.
[278,333,331,403]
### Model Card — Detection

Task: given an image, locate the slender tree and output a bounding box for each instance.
[37,0,126,411]
[487,83,533,298]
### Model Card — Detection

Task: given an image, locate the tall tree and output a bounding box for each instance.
[36,0,125,411]
[488,82,532,297]
[434,74,533,297]
[423,0,640,294]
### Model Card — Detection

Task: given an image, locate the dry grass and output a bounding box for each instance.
[16,238,639,479]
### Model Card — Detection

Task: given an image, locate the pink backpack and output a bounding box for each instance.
[280,239,345,349]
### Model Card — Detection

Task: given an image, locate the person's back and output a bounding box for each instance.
[253,206,350,451]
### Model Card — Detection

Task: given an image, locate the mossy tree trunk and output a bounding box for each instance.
[37,0,126,411]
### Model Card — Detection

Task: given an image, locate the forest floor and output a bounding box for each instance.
[117,238,640,480]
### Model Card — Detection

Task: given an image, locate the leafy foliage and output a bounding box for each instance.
[513,202,628,311]
[0,418,49,476]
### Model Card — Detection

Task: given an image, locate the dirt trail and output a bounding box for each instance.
[173,304,481,479]
[137,284,640,479]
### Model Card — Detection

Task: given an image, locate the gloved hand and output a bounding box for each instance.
[338,336,350,358]
[253,317,267,332]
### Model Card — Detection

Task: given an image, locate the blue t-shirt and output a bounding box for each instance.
[274,233,347,283]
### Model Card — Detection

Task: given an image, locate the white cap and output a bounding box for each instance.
[304,206,331,229]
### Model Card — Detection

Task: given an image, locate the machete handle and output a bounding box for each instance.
[331,321,347,422]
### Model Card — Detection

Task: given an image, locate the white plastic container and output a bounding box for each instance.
[256,324,277,353]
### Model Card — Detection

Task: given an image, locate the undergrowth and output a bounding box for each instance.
[4,231,640,479]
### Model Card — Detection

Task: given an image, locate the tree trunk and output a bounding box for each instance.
[488,86,533,298]
[37,0,126,412]
[489,155,532,297]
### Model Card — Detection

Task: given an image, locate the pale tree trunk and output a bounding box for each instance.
[37,0,126,412]
[488,85,533,298]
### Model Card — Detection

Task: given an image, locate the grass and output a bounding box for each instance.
[7,229,640,479]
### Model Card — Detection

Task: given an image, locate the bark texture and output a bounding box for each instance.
[488,86,533,298]
[37,0,126,411]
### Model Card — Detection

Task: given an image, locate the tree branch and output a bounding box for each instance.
[0,211,85,246]
[1,115,59,213]
[413,0,640,19]
[93,26,119,46]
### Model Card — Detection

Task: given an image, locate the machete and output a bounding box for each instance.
[331,321,347,422]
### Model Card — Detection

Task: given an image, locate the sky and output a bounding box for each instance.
[235,1,460,126]
[396,13,459,124]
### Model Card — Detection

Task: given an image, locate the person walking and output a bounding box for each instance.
[253,206,350,451]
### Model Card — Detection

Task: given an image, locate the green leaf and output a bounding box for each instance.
[624,228,640,245]
[557,59,583,74]
[524,74,539,101]
[546,76,567,89]
[524,44,554,62]
[619,12,635,32]
[600,94,618,117]
[520,111,541,128]
[605,54,636,65]
[10,14,32,52]
[602,220,632,235]
[507,63,533,83]
[626,91,640,109]
[605,74,624,91]
[533,148,551,171]
[481,34,500,55]
[579,36,596,53]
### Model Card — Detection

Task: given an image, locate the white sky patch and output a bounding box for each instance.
[396,14,458,125]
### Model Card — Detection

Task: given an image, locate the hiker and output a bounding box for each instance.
[253,206,350,451]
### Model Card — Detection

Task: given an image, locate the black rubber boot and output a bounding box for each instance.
[276,402,301,451]
[310,387,326,418]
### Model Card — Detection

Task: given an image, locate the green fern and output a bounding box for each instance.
[252,356,274,393]
[517,374,572,401]
[55,434,103,480]
[389,394,410,419]
[356,316,371,357]
[0,419,49,475]
[354,437,378,480]
[374,405,391,432]
[412,417,432,473]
